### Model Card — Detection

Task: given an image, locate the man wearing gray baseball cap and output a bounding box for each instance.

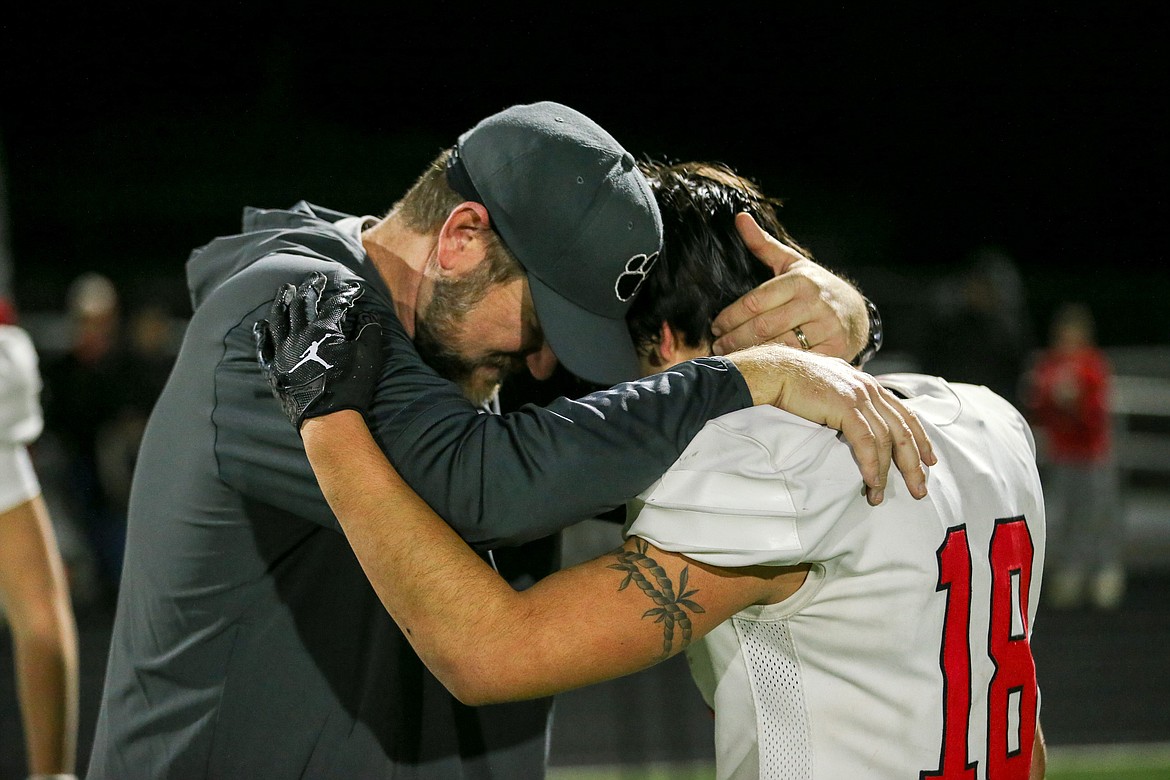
[445,101,662,386]
[90,100,929,779]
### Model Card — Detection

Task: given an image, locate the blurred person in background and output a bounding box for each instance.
[923,245,1035,411]
[0,297,80,780]
[1026,302,1123,610]
[40,272,132,603]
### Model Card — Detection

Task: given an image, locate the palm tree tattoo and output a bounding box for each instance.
[608,538,705,658]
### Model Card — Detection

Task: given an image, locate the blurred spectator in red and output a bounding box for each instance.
[0,296,16,327]
[1027,302,1124,610]
[0,297,80,780]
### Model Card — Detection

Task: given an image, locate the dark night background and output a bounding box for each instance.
[1,4,1166,354]
[2,4,1170,774]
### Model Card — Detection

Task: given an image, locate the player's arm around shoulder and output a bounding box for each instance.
[302,410,793,706]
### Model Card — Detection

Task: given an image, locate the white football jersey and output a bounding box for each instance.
[0,325,43,512]
[627,374,1045,780]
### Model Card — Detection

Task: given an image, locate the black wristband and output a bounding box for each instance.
[851,297,883,367]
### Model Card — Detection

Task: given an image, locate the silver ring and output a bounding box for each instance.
[793,325,811,350]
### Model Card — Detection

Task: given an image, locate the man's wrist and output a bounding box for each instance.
[301,409,365,438]
[723,345,790,407]
[850,297,883,367]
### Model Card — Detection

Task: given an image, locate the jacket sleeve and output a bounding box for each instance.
[214,260,753,547]
[371,352,752,548]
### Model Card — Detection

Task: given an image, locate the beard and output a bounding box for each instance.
[413,273,527,406]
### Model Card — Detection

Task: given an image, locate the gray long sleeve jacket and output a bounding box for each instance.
[87,202,751,779]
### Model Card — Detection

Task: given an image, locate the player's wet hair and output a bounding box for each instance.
[628,160,806,354]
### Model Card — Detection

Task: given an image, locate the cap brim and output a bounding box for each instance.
[528,273,641,387]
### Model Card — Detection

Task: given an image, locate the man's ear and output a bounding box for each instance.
[435,202,492,276]
[644,321,681,370]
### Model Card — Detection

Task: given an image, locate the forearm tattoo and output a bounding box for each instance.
[608,538,705,658]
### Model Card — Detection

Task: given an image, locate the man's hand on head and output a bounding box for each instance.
[710,213,868,361]
[726,344,936,506]
[254,271,383,429]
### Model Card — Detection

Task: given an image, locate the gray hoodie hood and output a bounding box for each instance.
[185,201,384,311]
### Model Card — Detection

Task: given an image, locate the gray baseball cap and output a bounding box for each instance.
[446,101,662,386]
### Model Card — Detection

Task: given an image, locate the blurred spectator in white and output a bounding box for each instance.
[1026,302,1124,609]
[0,298,80,780]
[923,245,1035,410]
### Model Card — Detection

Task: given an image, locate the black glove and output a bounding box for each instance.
[254,271,383,429]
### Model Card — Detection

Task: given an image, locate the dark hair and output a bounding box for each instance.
[627,160,806,354]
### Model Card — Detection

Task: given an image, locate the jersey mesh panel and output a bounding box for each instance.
[734,617,813,780]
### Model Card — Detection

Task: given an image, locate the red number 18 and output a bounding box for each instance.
[922,517,1037,780]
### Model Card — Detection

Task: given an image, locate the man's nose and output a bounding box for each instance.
[526,342,558,380]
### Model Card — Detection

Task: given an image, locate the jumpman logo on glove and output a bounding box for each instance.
[254,271,383,430]
[290,335,341,372]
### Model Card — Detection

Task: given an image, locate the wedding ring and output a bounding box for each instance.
[793,325,811,350]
